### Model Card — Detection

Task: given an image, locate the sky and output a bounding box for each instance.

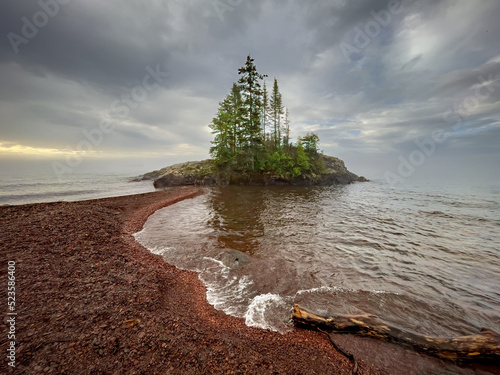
[0,0,499,184]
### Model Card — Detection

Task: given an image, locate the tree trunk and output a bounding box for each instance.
[292,304,500,362]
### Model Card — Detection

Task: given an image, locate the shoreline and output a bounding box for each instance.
[1,188,497,374]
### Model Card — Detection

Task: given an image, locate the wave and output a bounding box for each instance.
[244,294,293,333]
[419,210,454,218]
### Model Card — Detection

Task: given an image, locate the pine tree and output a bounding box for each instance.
[283,107,290,149]
[209,83,243,166]
[269,78,284,149]
[229,83,244,153]
[297,132,324,174]
[261,81,268,139]
[209,55,326,180]
[237,55,267,170]
[298,133,320,157]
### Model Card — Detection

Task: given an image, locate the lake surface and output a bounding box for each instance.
[0,173,154,205]
[135,180,500,338]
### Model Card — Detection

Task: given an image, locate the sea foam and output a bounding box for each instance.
[244,293,293,333]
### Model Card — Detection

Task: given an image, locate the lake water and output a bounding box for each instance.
[0,173,154,205]
[134,180,500,338]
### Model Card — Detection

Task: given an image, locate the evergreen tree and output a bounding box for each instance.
[209,83,243,166]
[209,55,325,180]
[237,55,267,169]
[269,78,284,149]
[298,132,320,157]
[283,107,290,148]
[294,143,310,176]
[261,81,269,138]
[229,83,244,153]
[298,132,324,173]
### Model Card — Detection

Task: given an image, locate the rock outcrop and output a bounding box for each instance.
[135,156,367,187]
[316,155,368,185]
[133,160,218,188]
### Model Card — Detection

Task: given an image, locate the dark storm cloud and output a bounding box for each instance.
[2,2,188,88]
[0,0,499,180]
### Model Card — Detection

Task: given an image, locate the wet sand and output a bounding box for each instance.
[1,187,497,374]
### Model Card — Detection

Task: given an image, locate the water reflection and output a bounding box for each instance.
[205,186,335,256]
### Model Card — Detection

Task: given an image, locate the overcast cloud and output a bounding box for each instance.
[0,0,499,182]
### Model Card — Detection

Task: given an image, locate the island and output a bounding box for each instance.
[136,155,367,188]
[137,56,367,187]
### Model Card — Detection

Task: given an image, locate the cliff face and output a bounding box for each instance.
[135,156,367,188]
[318,155,368,185]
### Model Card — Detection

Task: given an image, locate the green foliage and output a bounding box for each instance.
[298,133,320,157]
[267,149,293,175]
[209,83,243,167]
[269,78,284,149]
[261,81,269,136]
[298,133,326,174]
[237,55,266,161]
[209,55,326,179]
[295,143,311,175]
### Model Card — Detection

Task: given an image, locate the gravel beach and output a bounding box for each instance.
[1,187,496,374]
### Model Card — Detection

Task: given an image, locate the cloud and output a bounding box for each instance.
[0,0,499,181]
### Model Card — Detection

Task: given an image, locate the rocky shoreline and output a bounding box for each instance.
[0,188,370,374]
[135,156,368,188]
[1,188,496,374]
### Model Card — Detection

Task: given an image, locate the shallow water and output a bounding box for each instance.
[134,181,500,338]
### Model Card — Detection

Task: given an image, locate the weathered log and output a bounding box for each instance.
[292,304,500,362]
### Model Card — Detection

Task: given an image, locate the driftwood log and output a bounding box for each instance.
[292,304,500,362]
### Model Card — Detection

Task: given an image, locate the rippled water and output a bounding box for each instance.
[0,173,154,205]
[134,181,500,337]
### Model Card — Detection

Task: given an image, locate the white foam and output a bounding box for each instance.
[133,231,177,256]
[149,245,177,256]
[244,294,292,333]
[199,258,256,318]
[202,256,230,271]
[135,239,293,333]
[295,286,341,296]
[295,285,399,297]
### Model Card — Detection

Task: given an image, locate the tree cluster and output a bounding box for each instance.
[209,55,324,178]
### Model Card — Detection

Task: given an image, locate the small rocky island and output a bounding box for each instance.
[137,56,367,188]
[136,155,367,187]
